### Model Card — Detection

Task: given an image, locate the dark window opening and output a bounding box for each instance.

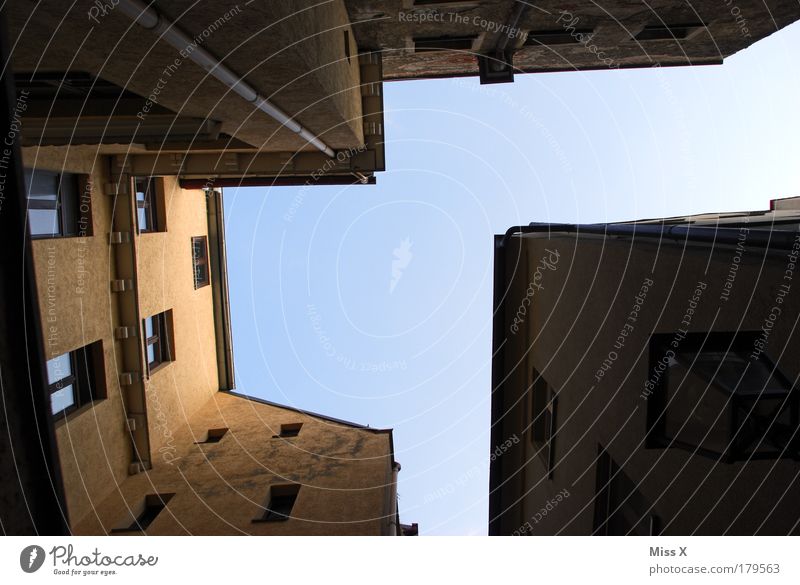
[414,0,475,4]
[255,484,300,523]
[344,30,352,64]
[47,341,106,418]
[25,169,85,238]
[414,36,477,52]
[14,71,133,100]
[112,493,174,533]
[593,446,659,535]
[526,29,594,46]
[143,311,174,375]
[646,332,799,462]
[192,236,210,288]
[197,428,228,444]
[530,369,557,478]
[134,177,160,233]
[635,23,704,41]
[281,423,302,438]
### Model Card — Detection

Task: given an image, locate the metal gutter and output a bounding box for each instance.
[117,0,335,157]
[488,234,507,536]
[205,188,235,391]
[502,222,799,250]
[182,175,375,189]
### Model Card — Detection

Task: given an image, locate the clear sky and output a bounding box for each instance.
[223,22,800,536]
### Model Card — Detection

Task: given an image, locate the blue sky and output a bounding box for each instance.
[223,22,800,535]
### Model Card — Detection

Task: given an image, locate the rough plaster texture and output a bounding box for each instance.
[346,0,800,79]
[28,145,131,528]
[8,1,363,151]
[73,391,394,535]
[136,177,220,454]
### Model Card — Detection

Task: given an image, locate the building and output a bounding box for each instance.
[345,1,800,83]
[19,144,405,535]
[490,197,800,535]
[6,1,799,193]
[7,1,385,187]
[0,0,415,535]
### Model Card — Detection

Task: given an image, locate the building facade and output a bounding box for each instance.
[345,1,800,82]
[491,198,800,535]
[24,144,403,535]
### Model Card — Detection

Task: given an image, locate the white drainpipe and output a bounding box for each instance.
[117,0,336,157]
[389,461,401,535]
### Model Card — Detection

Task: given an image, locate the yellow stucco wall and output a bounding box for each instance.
[27,150,220,529]
[27,151,392,535]
[73,391,394,535]
[136,177,219,454]
[27,145,131,528]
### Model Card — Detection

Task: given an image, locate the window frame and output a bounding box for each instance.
[143,310,174,376]
[592,446,660,536]
[645,331,799,462]
[47,341,106,419]
[133,176,166,233]
[25,169,85,239]
[192,236,210,289]
[530,369,557,478]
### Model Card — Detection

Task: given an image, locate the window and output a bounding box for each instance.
[197,428,228,444]
[593,446,659,535]
[112,493,174,533]
[143,310,174,375]
[530,369,557,478]
[46,341,106,418]
[192,236,210,288]
[414,35,477,52]
[273,423,303,439]
[25,169,84,238]
[645,332,799,461]
[134,177,165,233]
[254,484,300,523]
[526,29,594,46]
[635,23,704,41]
[413,0,476,4]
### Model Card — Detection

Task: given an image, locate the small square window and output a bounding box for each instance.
[530,369,557,478]
[47,341,106,418]
[273,423,303,439]
[142,310,174,375]
[192,236,210,289]
[197,428,228,444]
[254,484,300,523]
[134,177,166,233]
[635,23,704,41]
[526,29,594,46]
[111,493,174,534]
[25,169,87,238]
[413,35,477,52]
